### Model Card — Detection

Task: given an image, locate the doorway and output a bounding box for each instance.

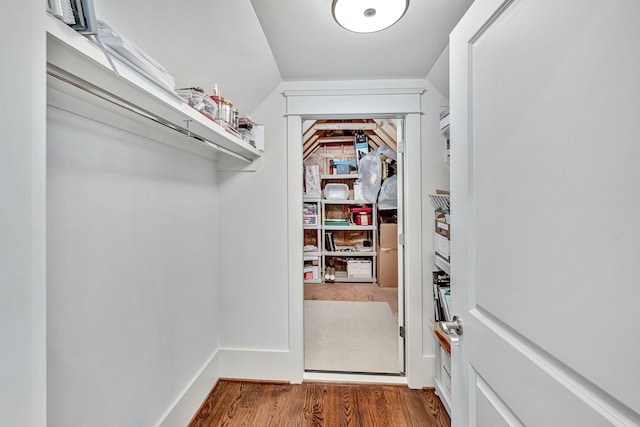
[301,118,405,375]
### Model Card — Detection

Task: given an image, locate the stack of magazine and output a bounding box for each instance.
[47,0,97,34]
[432,270,451,322]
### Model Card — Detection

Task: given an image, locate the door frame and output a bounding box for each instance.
[300,115,406,376]
[283,85,427,387]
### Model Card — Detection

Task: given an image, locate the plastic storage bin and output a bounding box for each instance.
[323,183,349,200]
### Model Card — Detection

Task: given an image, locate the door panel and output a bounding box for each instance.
[451,0,640,425]
[475,373,523,427]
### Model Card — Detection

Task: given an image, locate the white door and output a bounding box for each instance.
[449,1,640,425]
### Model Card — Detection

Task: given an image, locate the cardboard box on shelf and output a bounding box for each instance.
[435,219,450,239]
[377,246,398,287]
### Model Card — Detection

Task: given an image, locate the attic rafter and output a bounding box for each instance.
[303,120,323,144]
[312,123,378,131]
[372,120,398,151]
[303,134,321,159]
[368,134,386,151]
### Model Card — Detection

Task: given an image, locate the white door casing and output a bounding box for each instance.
[450,0,640,426]
[283,86,425,385]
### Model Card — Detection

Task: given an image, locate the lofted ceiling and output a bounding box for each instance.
[92,0,473,115]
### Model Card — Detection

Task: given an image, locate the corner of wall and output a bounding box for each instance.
[155,350,221,427]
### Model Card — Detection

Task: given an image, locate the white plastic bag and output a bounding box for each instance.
[377,174,398,210]
[359,146,397,203]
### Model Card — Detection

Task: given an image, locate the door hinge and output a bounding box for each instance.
[399,326,405,338]
[398,140,405,154]
[398,233,405,246]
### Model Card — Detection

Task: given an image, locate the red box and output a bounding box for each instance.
[350,207,372,225]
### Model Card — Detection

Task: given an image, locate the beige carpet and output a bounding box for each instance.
[304,300,400,374]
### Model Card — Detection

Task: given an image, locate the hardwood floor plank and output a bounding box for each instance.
[189,380,451,427]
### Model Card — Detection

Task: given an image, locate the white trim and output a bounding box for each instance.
[282,88,426,97]
[155,351,221,427]
[219,349,301,382]
[304,372,408,385]
[403,112,427,388]
[287,116,305,384]
[283,111,424,117]
[284,87,426,388]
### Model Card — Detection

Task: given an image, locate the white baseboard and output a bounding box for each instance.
[155,350,221,427]
[417,354,436,388]
[218,348,302,383]
[155,348,435,426]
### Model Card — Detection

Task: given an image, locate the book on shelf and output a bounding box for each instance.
[439,287,452,322]
[325,232,336,252]
[432,270,451,322]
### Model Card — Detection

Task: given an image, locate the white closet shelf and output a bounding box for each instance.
[45,15,262,170]
[434,254,450,275]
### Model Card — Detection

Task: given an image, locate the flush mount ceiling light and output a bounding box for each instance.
[332,0,409,33]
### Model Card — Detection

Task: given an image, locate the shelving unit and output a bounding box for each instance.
[321,199,377,283]
[430,112,452,414]
[434,254,450,275]
[303,197,322,283]
[429,319,452,416]
[45,14,262,171]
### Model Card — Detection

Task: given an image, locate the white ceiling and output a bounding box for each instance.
[250,0,473,81]
[92,0,472,114]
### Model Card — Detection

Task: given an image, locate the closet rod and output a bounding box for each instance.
[46,64,252,164]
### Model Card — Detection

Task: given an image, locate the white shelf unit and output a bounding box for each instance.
[434,254,450,275]
[303,197,322,283]
[45,14,262,171]
[320,173,360,180]
[430,319,452,417]
[430,190,452,416]
[321,199,377,283]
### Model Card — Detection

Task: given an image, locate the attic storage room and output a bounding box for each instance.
[302,119,403,375]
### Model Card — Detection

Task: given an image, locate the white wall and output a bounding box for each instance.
[215,88,296,379]
[0,1,46,426]
[46,106,221,427]
[216,78,450,386]
[93,0,281,116]
[426,45,451,100]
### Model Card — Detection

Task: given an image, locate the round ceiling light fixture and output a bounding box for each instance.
[332,0,409,33]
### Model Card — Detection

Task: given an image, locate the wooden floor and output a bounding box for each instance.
[189,380,450,427]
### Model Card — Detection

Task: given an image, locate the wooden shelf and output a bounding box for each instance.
[45,15,262,170]
[323,250,375,257]
[322,199,371,205]
[429,319,451,354]
[323,225,376,231]
[321,174,361,180]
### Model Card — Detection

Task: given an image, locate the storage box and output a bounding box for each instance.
[354,213,372,225]
[323,183,349,200]
[347,259,372,278]
[303,265,319,280]
[332,160,355,175]
[377,246,398,287]
[350,207,373,225]
[253,124,265,151]
[379,223,398,249]
[435,219,450,239]
[303,215,318,225]
[440,346,452,394]
[435,233,450,262]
